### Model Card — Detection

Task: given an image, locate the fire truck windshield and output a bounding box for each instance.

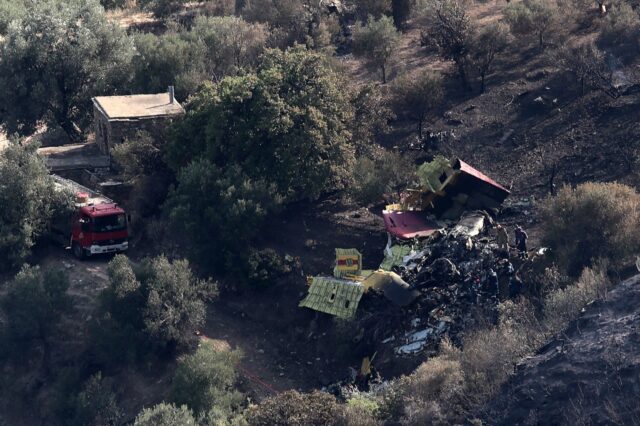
[93,214,126,233]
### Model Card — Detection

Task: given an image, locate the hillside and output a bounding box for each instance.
[485,273,640,425]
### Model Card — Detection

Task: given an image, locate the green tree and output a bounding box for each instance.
[0,0,25,35]
[504,0,557,49]
[352,15,401,83]
[539,182,640,276]
[166,47,355,201]
[420,0,474,86]
[188,15,268,79]
[347,0,392,19]
[131,32,206,101]
[0,141,72,268]
[134,403,197,426]
[72,373,122,426]
[0,0,133,141]
[551,42,609,95]
[0,266,72,371]
[470,23,508,93]
[392,71,443,137]
[94,255,217,362]
[351,83,394,155]
[241,0,313,47]
[172,340,244,417]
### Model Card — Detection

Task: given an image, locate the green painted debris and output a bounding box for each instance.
[380,244,413,271]
[416,155,452,193]
[299,277,364,319]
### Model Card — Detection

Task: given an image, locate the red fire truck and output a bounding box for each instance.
[51,175,129,259]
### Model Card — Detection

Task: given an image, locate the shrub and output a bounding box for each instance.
[352,15,401,83]
[470,23,509,93]
[543,264,610,333]
[245,248,288,289]
[0,0,134,140]
[134,403,197,426]
[350,84,394,154]
[0,141,73,268]
[597,1,640,60]
[93,255,217,363]
[0,265,72,368]
[539,182,640,276]
[241,0,310,47]
[392,71,443,138]
[419,0,474,85]
[71,373,122,426]
[247,390,344,426]
[503,0,557,49]
[349,149,415,204]
[347,0,392,19]
[0,0,25,34]
[172,340,244,417]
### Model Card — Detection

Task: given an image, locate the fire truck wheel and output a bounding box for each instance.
[72,243,85,260]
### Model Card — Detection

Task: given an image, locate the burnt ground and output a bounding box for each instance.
[483,273,640,425]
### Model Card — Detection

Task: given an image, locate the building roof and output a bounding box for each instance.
[92,93,185,120]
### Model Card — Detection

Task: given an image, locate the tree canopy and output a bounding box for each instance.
[352,15,401,83]
[0,0,133,140]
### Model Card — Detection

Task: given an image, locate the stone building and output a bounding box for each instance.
[92,88,185,155]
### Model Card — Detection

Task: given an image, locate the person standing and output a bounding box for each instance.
[496,224,509,255]
[515,225,528,259]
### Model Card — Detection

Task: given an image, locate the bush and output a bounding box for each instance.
[543,264,610,333]
[172,340,244,417]
[392,71,443,137]
[539,182,640,276]
[247,390,344,426]
[71,373,122,426]
[0,0,134,140]
[93,255,217,364]
[352,15,401,83]
[241,0,310,47]
[134,403,197,426]
[349,149,415,204]
[597,1,640,60]
[0,0,25,34]
[0,141,73,268]
[245,248,289,289]
[350,84,394,154]
[503,0,557,49]
[0,265,72,368]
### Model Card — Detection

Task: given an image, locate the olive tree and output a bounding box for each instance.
[470,23,509,92]
[0,141,73,268]
[551,42,610,95]
[0,0,134,141]
[352,15,401,83]
[392,71,443,138]
[420,0,474,86]
[0,266,72,371]
[504,0,557,49]
[134,403,197,426]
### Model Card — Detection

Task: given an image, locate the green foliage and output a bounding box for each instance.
[0,0,133,140]
[504,0,556,48]
[352,15,401,83]
[351,83,394,155]
[241,0,312,47]
[131,32,206,101]
[247,390,344,426]
[0,0,25,35]
[172,340,244,416]
[165,47,355,271]
[93,255,217,363]
[139,0,188,17]
[165,162,282,272]
[539,182,640,276]
[134,403,197,426]
[0,265,72,366]
[392,70,443,137]
[245,248,289,289]
[420,0,474,84]
[348,0,392,19]
[470,23,508,92]
[0,141,72,268]
[188,15,268,78]
[71,373,122,426]
[349,149,415,204]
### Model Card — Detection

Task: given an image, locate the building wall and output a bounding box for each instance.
[93,108,182,155]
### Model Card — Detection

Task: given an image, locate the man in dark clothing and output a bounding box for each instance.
[515,225,528,259]
[509,274,523,298]
[487,268,499,298]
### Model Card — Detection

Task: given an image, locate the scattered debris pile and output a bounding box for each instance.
[301,158,521,361]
